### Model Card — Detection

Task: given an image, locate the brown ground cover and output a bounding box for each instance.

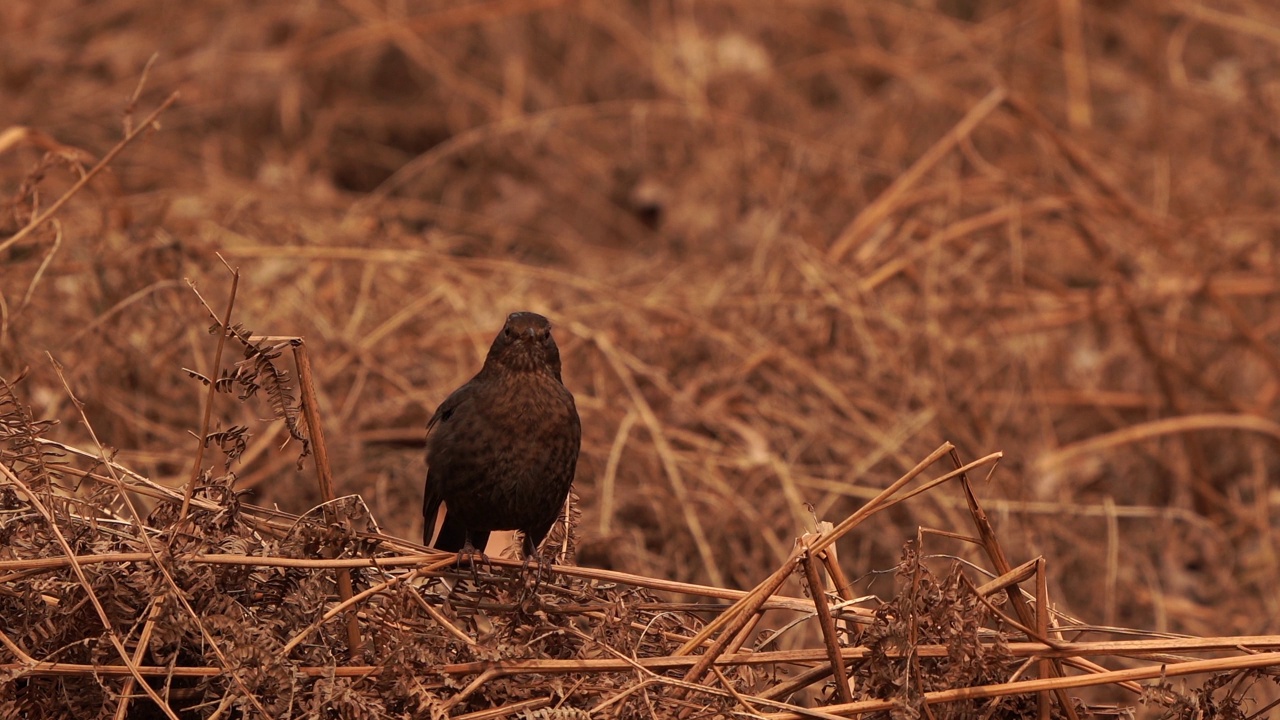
[3,1,1280,717]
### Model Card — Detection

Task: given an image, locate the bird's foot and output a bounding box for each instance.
[515,550,553,606]
[456,542,491,587]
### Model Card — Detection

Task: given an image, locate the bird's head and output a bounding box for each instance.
[484,312,564,379]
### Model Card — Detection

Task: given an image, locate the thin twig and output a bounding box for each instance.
[9,636,1280,679]
[757,650,1280,720]
[828,87,1007,261]
[113,598,166,720]
[0,92,179,254]
[953,449,1079,720]
[1035,556,1052,720]
[180,269,239,521]
[802,547,852,704]
[292,339,364,655]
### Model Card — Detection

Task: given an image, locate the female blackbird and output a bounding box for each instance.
[422,312,581,559]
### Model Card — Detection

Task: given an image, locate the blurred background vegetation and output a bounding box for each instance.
[3,0,1279,650]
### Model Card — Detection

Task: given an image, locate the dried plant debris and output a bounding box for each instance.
[0,416,697,716]
[228,334,310,463]
[7,362,1280,718]
[850,541,1056,719]
[1148,668,1280,720]
[184,321,311,467]
[0,374,63,496]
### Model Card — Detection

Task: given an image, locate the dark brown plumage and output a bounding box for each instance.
[422,312,581,559]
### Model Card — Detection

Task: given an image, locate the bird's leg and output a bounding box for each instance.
[520,551,536,586]
[516,535,552,603]
[515,555,539,608]
[457,534,490,587]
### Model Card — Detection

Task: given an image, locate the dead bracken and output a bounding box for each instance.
[3,363,1279,717]
[4,2,1280,717]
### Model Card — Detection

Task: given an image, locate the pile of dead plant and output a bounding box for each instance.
[4,343,1280,718]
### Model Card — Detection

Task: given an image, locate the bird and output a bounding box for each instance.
[422,312,582,563]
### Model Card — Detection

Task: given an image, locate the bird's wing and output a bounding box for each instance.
[422,453,446,544]
[426,381,471,436]
[422,382,474,545]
